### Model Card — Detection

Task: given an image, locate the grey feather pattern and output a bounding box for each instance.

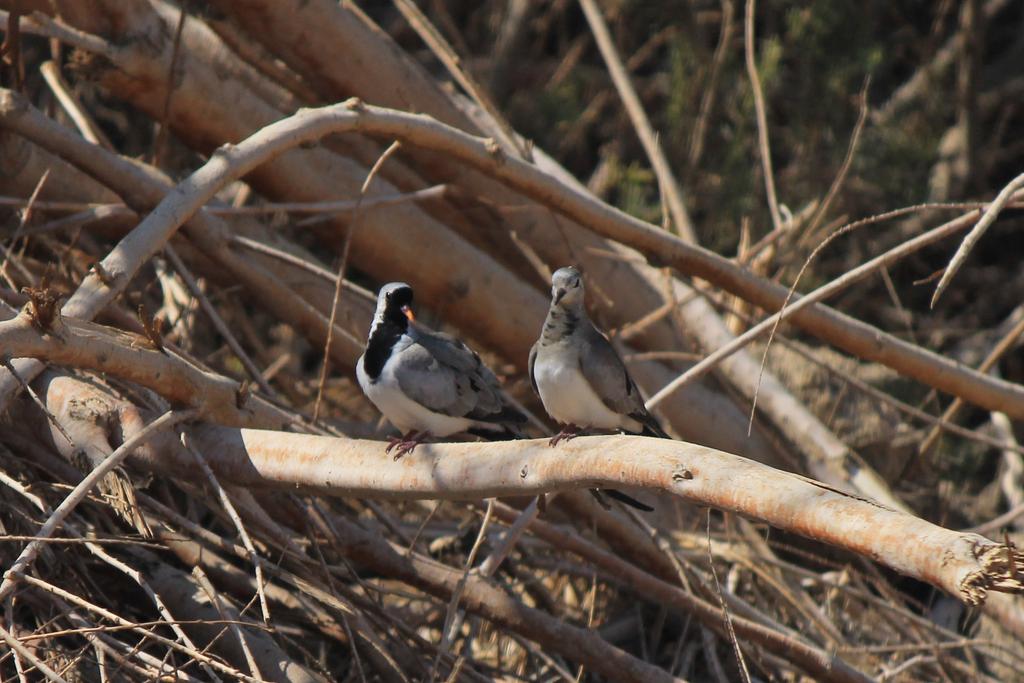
[396,325,510,421]
[577,323,668,437]
[576,322,644,415]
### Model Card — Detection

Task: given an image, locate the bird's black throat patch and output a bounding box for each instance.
[363,314,407,380]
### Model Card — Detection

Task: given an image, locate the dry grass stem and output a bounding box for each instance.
[579,0,695,240]
[931,171,1024,307]
[744,0,783,231]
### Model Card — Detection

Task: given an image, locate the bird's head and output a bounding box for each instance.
[373,282,416,330]
[550,266,584,308]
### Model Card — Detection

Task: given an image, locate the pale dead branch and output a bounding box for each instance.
[141,426,1024,607]
[0,308,296,429]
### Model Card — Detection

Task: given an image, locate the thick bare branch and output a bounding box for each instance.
[139,426,1024,607]
[0,308,296,430]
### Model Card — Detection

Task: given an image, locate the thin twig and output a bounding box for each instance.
[292,185,446,226]
[181,432,271,624]
[931,171,1024,307]
[39,60,112,149]
[313,139,402,422]
[2,166,49,282]
[432,499,495,679]
[744,0,783,230]
[391,0,523,157]
[919,306,1024,457]
[477,496,540,577]
[0,622,69,683]
[688,0,735,171]
[153,4,187,166]
[81,540,224,682]
[578,0,695,240]
[0,186,446,217]
[800,76,872,243]
[1,355,75,448]
[18,11,116,57]
[574,562,600,682]
[688,282,1024,457]
[646,198,1005,411]
[707,510,751,683]
[966,499,1024,536]
[5,599,29,683]
[192,566,264,680]
[165,244,277,397]
[17,573,265,683]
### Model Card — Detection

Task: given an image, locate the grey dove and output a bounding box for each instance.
[357,282,525,458]
[529,266,668,511]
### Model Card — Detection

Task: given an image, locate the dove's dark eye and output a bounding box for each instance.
[389,286,413,308]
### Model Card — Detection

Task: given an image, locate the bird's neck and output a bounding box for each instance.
[362,315,407,379]
[540,304,583,344]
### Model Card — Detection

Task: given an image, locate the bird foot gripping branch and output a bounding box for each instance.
[385,431,428,460]
[548,424,580,447]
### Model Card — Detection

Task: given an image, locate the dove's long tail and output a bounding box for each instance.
[641,422,670,439]
[592,488,655,512]
[467,422,525,441]
[631,410,670,439]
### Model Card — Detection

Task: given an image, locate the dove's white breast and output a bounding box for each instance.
[533,348,636,431]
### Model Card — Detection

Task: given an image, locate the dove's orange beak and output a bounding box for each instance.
[401,305,415,322]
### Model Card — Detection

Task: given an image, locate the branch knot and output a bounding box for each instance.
[484,138,504,163]
[672,465,693,482]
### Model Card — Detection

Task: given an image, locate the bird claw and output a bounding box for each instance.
[548,425,580,447]
[386,431,426,460]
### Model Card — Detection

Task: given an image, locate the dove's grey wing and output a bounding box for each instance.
[414,326,484,374]
[391,343,476,418]
[577,324,646,415]
[399,331,524,424]
[577,323,669,437]
[413,327,506,412]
